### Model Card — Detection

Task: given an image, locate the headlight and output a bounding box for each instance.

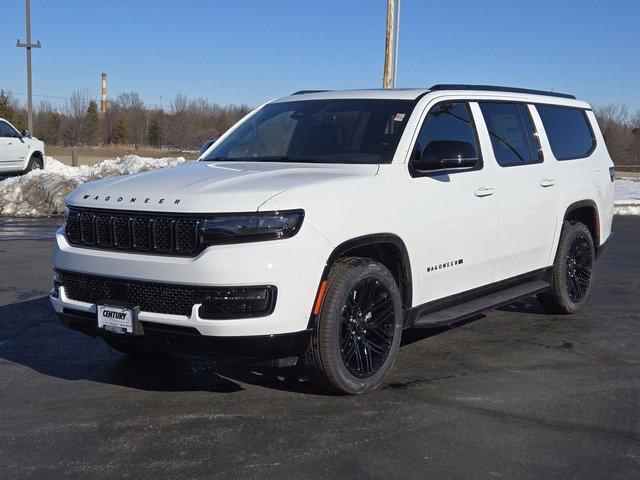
[200,210,304,245]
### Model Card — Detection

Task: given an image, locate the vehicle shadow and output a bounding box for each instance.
[496,296,547,315]
[0,296,327,395]
[401,314,486,347]
[0,297,494,396]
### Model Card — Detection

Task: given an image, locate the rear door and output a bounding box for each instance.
[410,101,499,303]
[478,102,559,281]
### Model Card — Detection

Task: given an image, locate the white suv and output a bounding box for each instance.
[51,85,614,394]
[0,118,45,174]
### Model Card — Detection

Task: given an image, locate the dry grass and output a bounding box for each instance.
[46,146,198,166]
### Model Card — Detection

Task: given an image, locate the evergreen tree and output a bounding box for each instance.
[85,100,100,145]
[147,111,163,147]
[114,117,129,144]
[0,90,15,121]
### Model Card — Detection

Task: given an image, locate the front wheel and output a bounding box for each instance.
[304,257,403,394]
[538,221,595,314]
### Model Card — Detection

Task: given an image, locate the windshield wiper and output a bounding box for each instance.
[251,156,334,163]
[204,156,334,164]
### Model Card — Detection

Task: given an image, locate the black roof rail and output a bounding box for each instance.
[291,90,330,95]
[429,84,576,100]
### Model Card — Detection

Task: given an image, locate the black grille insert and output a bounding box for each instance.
[96,214,113,247]
[65,208,201,256]
[79,212,96,245]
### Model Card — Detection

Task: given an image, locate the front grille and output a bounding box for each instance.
[59,271,277,319]
[65,208,201,256]
[61,271,201,316]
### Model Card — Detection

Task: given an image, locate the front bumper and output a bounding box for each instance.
[51,222,333,338]
[56,306,311,360]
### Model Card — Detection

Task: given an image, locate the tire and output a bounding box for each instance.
[103,336,167,357]
[304,257,403,394]
[538,221,595,314]
[24,155,44,174]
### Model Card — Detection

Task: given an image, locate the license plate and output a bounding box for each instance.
[97,305,134,334]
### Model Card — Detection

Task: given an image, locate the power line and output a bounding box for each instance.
[6,91,74,100]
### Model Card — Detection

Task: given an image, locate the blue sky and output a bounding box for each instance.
[1,0,639,110]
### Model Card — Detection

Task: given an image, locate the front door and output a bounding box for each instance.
[477,102,559,281]
[0,120,26,167]
[410,101,499,304]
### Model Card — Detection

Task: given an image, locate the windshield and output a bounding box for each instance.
[203,99,415,164]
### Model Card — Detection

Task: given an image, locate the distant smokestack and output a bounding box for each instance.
[100,72,109,112]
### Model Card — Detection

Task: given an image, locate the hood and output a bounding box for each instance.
[66,161,379,213]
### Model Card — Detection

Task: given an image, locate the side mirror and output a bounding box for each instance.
[412,140,478,172]
[198,139,214,156]
[21,129,32,139]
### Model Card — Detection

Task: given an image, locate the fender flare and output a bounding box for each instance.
[307,233,413,328]
[562,199,600,244]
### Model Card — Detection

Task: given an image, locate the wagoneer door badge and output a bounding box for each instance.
[426,259,463,272]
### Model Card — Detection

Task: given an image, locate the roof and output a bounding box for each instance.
[272,88,429,102]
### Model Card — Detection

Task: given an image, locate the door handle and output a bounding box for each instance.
[539,178,556,187]
[474,187,495,197]
[6,142,12,146]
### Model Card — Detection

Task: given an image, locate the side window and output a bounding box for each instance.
[536,105,595,160]
[0,121,19,138]
[479,102,542,167]
[412,101,481,168]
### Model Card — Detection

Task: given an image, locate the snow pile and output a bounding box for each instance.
[614,178,640,215]
[0,155,185,217]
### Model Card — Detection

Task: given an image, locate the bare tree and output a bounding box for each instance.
[114,92,146,146]
[34,101,64,145]
[3,90,249,151]
[63,89,92,146]
[594,103,635,165]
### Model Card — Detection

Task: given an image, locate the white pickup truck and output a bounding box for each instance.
[0,118,45,175]
[51,84,614,394]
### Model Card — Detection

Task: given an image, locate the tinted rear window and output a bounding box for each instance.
[479,102,542,167]
[536,105,595,160]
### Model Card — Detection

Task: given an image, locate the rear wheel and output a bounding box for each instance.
[24,155,43,174]
[304,257,403,394]
[538,221,595,314]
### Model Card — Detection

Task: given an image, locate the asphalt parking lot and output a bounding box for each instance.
[1,217,639,479]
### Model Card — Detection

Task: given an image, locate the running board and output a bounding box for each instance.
[412,280,549,328]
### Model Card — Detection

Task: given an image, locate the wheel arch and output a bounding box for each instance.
[308,233,413,327]
[563,200,600,246]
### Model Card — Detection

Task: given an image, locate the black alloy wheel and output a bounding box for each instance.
[538,221,595,314]
[304,257,403,394]
[340,278,395,378]
[565,231,593,303]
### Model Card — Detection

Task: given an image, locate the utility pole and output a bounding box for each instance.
[17,0,41,133]
[392,0,401,87]
[383,0,401,88]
